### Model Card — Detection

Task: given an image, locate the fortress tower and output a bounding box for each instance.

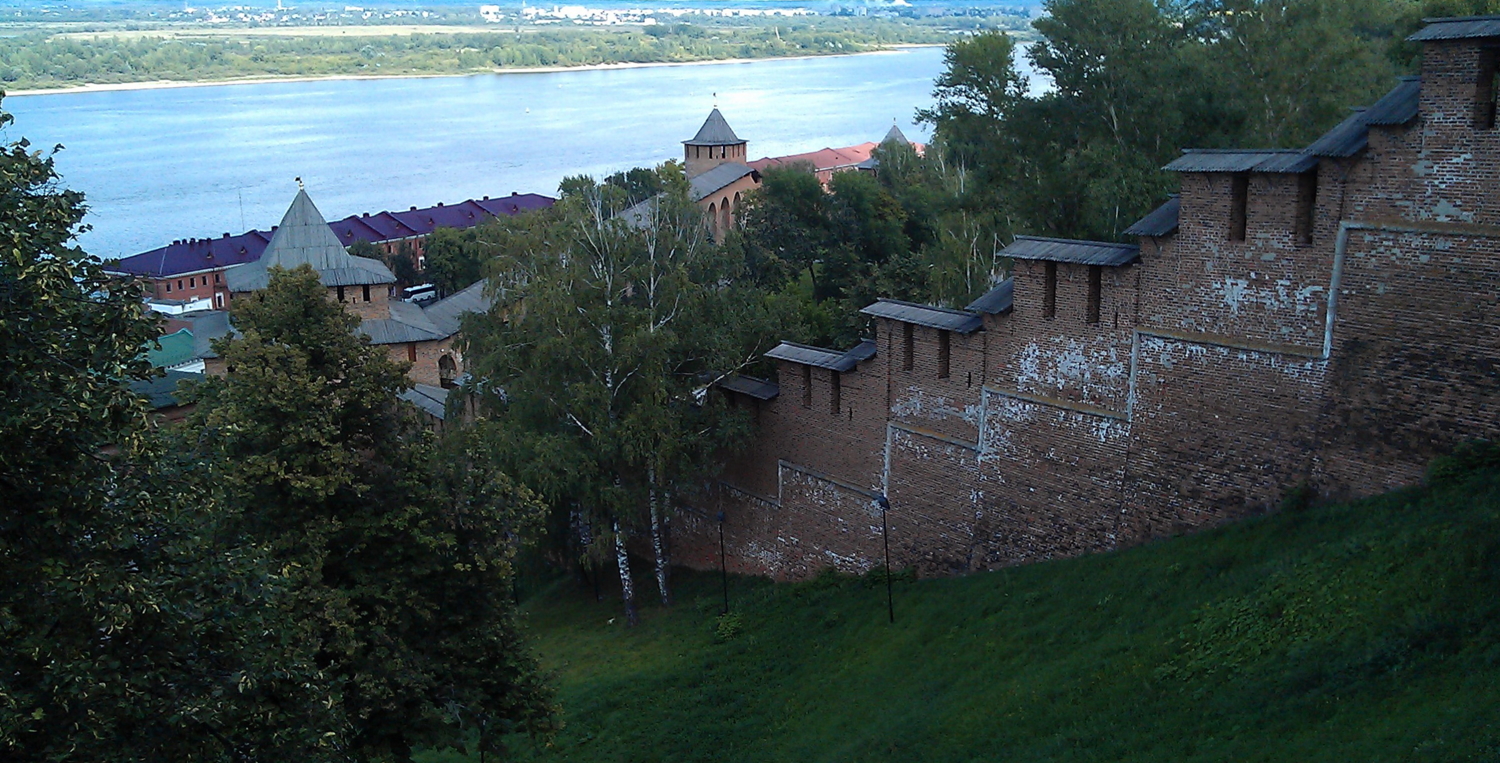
[683,108,748,179]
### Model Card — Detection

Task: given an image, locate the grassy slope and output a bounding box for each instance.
[437,470,1500,762]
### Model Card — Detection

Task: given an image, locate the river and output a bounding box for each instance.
[3,46,1039,258]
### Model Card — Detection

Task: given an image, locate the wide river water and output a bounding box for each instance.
[3,45,1036,259]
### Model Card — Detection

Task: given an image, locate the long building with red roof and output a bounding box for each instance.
[108,192,553,308]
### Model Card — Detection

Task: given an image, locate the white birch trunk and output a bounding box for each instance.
[649,470,672,607]
[613,518,638,626]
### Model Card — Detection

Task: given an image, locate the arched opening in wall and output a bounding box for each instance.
[439,354,457,389]
[720,196,730,232]
[708,201,719,236]
[732,191,742,222]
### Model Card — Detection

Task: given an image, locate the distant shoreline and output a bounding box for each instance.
[3,44,945,98]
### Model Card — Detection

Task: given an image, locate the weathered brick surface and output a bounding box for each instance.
[671,39,1500,581]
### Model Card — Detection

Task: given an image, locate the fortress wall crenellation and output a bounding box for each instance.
[671,20,1500,580]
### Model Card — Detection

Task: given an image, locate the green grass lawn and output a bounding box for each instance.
[426,467,1500,762]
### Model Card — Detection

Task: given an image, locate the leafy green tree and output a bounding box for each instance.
[464,165,787,623]
[190,264,555,761]
[0,102,336,762]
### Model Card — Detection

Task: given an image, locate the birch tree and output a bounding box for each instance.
[463,163,787,624]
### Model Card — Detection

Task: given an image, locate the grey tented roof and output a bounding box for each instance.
[965,278,1014,315]
[719,374,780,400]
[423,279,493,337]
[182,310,232,359]
[360,300,446,345]
[882,124,910,145]
[1305,77,1422,157]
[684,108,744,146]
[1408,15,1500,41]
[1164,149,1317,174]
[225,189,395,292]
[766,339,875,372]
[690,163,757,201]
[1002,236,1140,267]
[399,384,454,420]
[1125,195,1181,237]
[860,299,983,334]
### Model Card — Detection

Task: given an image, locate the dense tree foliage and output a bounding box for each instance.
[0,101,338,761]
[189,265,556,760]
[921,0,1488,243]
[462,164,791,623]
[735,139,1007,348]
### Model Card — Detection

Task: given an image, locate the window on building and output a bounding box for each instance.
[177,280,184,290]
[1295,170,1318,245]
[1086,266,1102,324]
[902,322,914,371]
[938,330,951,379]
[337,285,346,303]
[188,277,195,288]
[164,282,172,294]
[362,284,371,302]
[802,365,812,408]
[1230,173,1249,242]
[214,273,220,284]
[1476,48,1500,129]
[407,343,417,363]
[830,371,841,415]
[1043,262,1058,319]
[215,293,223,308]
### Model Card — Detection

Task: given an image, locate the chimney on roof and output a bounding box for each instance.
[223,232,230,238]
[511,191,518,196]
[436,202,443,207]
[410,206,417,211]
[483,195,490,200]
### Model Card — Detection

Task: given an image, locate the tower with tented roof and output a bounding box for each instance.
[683,108,748,179]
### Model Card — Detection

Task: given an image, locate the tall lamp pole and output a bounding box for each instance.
[877,493,894,623]
[717,511,729,615]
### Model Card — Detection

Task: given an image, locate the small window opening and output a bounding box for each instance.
[214,273,220,284]
[1476,48,1500,130]
[362,284,371,302]
[830,372,841,415]
[1295,170,1318,245]
[407,343,417,363]
[189,277,195,288]
[1229,173,1249,242]
[177,279,184,290]
[802,365,812,408]
[902,323,914,371]
[1043,262,1058,319]
[439,354,457,388]
[1086,265,1102,324]
[165,282,172,293]
[937,330,951,379]
[337,285,346,303]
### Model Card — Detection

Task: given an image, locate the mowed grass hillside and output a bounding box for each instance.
[431,465,1500,762]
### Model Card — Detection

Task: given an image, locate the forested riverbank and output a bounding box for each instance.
[0,18,983,92]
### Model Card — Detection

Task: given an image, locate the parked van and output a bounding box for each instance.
[401,284,438,305]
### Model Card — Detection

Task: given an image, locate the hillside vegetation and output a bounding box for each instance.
[454,465,1500,762]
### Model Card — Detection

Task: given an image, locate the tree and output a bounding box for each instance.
[0,100,336,762]
[189,264,555,761]
[463,165,787,624]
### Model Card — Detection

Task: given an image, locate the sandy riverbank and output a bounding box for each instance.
[3,44,944,98]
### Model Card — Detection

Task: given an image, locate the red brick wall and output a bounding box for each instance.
[671,42,1500,582]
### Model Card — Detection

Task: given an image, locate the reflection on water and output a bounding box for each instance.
[5,47,983,257]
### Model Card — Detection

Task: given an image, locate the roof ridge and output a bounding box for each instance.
[874,297,976,316]
[1013,234,1138,248]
